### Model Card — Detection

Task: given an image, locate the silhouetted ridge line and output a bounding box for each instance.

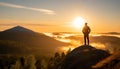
[3,25,34,33]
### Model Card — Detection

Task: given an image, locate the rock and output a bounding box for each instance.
[60,45,110,69]
[92,51,120,69]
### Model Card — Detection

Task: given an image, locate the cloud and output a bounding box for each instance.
[0,2,56,15]
[0,23,58,26]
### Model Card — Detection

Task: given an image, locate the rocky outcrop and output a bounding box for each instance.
[60,45,110,69]
[92,51,120,69]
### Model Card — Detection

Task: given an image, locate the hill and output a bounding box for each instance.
[0,26,69,55]
[60,45,110,69]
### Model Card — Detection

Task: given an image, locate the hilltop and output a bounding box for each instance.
[60,45,110,69]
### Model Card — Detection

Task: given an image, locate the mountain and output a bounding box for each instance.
[0,26,69,55]
[3,26,34,33]
[60,45,110,69]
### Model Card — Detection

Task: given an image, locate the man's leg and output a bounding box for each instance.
[87,34,89,45]
[84,34,86,45]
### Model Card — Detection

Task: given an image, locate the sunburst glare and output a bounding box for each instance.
[73,17,86,29]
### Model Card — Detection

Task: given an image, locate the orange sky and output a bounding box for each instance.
[0,0,120,33]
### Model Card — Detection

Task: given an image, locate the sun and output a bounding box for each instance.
[73,17,85,29]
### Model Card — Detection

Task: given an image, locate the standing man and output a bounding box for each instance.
[82,22,91,45]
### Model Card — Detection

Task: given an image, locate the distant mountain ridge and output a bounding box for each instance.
[3,26,35,33]
[101,32,120,35]
[0,26,68,55]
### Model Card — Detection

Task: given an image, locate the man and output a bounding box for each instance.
[82,22,91,45]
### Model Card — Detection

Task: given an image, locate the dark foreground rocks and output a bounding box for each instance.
[60,45,110,69]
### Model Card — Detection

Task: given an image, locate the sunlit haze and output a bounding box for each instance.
[44,32,120,53]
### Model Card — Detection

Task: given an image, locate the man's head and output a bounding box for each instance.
[85,22,88,26]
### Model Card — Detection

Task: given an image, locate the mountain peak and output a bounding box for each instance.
[15,25,24,28]
[3,25,34,33]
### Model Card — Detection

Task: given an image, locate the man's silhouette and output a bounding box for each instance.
[82,23,91,45]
